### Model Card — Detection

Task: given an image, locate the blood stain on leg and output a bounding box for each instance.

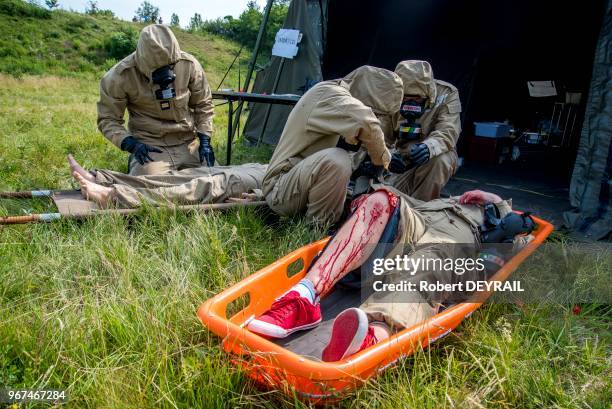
[312,195,393,295]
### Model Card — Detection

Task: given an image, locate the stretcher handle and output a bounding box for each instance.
[0,213,61,225]
[0,200,266,225]
[0,214,39,224]
[0,191,33,198]
[0,190,53,199]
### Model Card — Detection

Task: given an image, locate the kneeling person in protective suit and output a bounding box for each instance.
[68,155,266,208]
[385,60,462,201]
[247,188,535,362]
[97,24,215,176]
[262,66,403,226]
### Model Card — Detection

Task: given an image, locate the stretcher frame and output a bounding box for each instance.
[0,189,266,224]
[197,214,554,404]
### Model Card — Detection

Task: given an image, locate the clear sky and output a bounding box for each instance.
[59,0,269,28]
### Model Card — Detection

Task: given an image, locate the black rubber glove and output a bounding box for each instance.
[389,152,409,174]
[120,136,162,165]
[409,143,430,167]
[198,132,215,167]
[354,159,384,183]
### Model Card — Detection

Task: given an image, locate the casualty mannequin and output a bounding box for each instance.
[247,187,535,361]
[262,66,404,226]
[385,60,462,201]
[97,24,215,176]
[68,155,265,208]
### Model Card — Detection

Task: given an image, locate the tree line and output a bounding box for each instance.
[39,0,290,55]
[130,0,290,53]
[131,0,290,53]
[188,1,290,53]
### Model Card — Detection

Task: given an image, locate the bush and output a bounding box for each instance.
[198,0,289,54]
[64,17,90,33]
[102,58,118,71]
[104,29,138,60]
[92,9,115,18]
[0,0,51,18]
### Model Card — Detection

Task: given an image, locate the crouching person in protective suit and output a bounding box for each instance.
[262,66,403,227]
[384,60,462,201]
[97,24,215,176]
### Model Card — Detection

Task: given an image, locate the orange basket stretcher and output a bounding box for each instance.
[197,214,553,403]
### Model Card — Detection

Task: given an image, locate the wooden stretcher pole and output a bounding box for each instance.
[87,200,266,218]
[0,213,61,225]
[0,190,53,199]
[0,201,266,225]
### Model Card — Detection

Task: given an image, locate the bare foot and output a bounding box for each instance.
[72,171,112,208]
[67,154,95,183]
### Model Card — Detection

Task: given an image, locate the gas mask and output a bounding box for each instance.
[399,97,426,120]
[479,204,536,244]
[478,205,536,275]
[151,64,176,101]
[398,96,426,142]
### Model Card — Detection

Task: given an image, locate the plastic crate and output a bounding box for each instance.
[474,122,511,138]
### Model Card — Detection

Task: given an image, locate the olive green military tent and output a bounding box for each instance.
[242,0,611,238]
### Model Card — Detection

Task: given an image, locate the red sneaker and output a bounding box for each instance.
[322,308,378,362]
[247,291,322,338]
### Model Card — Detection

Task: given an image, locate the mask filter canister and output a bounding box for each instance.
[152,65,176,101]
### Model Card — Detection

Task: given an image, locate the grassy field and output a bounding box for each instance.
[0,5,610,409]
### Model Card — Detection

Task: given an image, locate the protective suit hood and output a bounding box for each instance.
[135,25,182,79]
[395,60,437,107]
[342,66,404,116]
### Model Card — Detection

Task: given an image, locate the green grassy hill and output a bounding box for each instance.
[0,2,609,408]
[0,0,247,88]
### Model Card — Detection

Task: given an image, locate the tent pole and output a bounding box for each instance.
[257,57,286,145]
[230,0,275,141]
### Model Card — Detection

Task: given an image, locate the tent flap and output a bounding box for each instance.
[564,0,612,240]
[243,0,327,145]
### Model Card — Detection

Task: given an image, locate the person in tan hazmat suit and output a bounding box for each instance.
[262,66,404,226]
[385,60,462,201]
[67,155,266,208]
[97,24,215,176]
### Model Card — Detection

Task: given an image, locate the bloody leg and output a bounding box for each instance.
[306,190,396,296]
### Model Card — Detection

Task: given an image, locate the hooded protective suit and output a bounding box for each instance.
[263,65,403,225]
[385,60,462,201]
[97,25,214,176]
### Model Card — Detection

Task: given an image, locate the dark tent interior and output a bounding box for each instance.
[321,0,606,225]
[240,0,610,231]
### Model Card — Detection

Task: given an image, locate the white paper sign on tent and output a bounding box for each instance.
[527,80,557,97]
[272,29,301,59]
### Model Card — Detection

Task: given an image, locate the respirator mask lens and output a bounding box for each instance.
[152,65,176,100]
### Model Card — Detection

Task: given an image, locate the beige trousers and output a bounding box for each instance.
[264,148,352,226]
[359,199,437,329]
[93,164,267,208]
[128,138,201,176]
[387,150,458,201]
